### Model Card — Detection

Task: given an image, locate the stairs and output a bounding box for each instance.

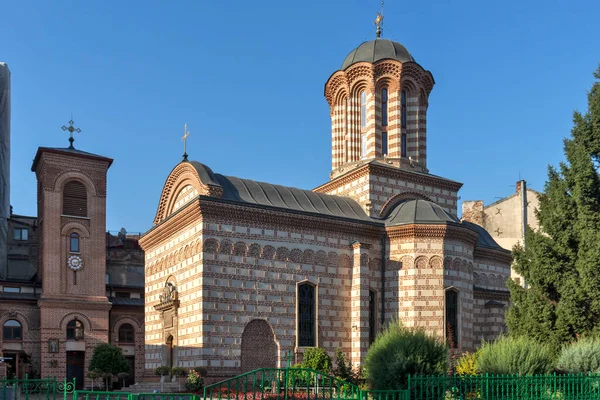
[116,380,185,393]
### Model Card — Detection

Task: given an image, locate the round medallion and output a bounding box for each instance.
[68,255,84,271]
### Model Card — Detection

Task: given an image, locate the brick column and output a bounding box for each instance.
[350,242,370,366]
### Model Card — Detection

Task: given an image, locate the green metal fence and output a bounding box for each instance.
[72,392,198,400]
[0,377,74,400]
[408,373,600,400]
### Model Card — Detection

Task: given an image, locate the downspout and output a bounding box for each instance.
[380,235,386,328]
[521,180,528,242]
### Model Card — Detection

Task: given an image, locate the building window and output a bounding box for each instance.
[63,181,87,217]
[3,320,22,341]
[3,287,20,293]
[381,88,388,126]
[369,290,376,345]
[115,292,130,298]
[446,289,459,348]
[118,324,135,343]
[13,228,28,241]
[297,282,315,347]
[360,91,367,128]
[361,134,368,158]
[67,320,84,340]
[382,132,388,156]
[401,90,407,129]
[70,233,80,253]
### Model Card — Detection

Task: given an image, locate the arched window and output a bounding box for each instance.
[67,320,84,340]
[63,181,87,217]
[3,320,22,341]
[401,134,407,158]
[360,91,367,128]
[70,233,80,253]
[401,90,407,129]
[361,134,368,159]
[369,290,376,345]
[118,323,135,343]
[381,88,388,127]
[445,289,459,348]
[297,283,315,347]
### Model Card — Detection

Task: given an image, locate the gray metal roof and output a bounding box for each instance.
[190,162,372,222]
[461,221,509,252]
[341,39,414,70]
[384,199,459,226]
[109,297,144,306]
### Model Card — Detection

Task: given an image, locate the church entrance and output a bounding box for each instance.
[165,335,174,369]
[125,356,135,386]
[66,351,85,389]
[241,320,277,373]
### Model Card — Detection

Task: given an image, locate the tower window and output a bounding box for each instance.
[401,134,407,157]
[446,289,459,348]
[360,91,367,128]
[3,320,22,341]
[297,282,316,347]
[401,90,407,129]
[63,181,87,217]
[67,319,84,340]
[381,88,388,127]
[70,233,80,253]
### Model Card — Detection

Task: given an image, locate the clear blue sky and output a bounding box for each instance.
[2,0,599,233]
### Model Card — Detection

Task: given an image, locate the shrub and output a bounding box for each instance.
[557,337,600,374]
[155,366,172,376]
[333,349,356,384]
[476,336,554,375]
[301,348,332,373]
[455,350,480,376]
[172,367,187,377]
[185,369,204,392]
[363,321,448,390]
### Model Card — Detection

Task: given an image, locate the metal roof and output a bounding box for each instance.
[341,39,414,70]
[384,199,459,226]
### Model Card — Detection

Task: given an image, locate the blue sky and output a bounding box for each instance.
[2,0,599,233]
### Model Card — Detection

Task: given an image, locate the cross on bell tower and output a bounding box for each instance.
[61,118,82,149]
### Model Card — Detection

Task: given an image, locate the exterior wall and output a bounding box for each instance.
[110,309,145,383]
[0,63,10,280]
[0,302,40,378]
[6,216,38,281]
[315,164,460,217]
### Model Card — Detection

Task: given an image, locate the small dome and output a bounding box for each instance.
[385,199,459,226]
[341,38,414,70]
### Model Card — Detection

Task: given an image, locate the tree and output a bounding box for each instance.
[506,66,600,349]
[88,344,130,390]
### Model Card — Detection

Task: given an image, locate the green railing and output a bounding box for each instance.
[132,394,199,400]
[203,368,362,400]
[1,377,74,400]
[73,393,199,400]
[359,390,409,400]
[408,373,600,400]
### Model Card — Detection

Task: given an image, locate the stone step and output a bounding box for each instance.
[117,381,185,393]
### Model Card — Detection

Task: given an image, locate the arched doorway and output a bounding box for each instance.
[241,320,277,373]
[165,335,174,368]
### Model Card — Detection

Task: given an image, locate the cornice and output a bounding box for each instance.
[38,297,112,311]
[473,287,511,301]
[473,247,513,264]
[140,200,202,251]
[386,223,478,246]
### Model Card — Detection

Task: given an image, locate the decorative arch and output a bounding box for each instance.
[233,241,248,257]
[112,316,143,342]
[275,247,289,261]
[339,254,352,269]
[429,256,443,269]
[204,238,219,253]
[289,249,302,263]
[414,256,428,269]
[380,192,434,217]
[153,162,211,225]
[52,171,98,197]
[360,253,369,268]
[59,312,93,332]
[400,255,414,269]
[241,319,277,373]
[0,312,30,332]
[60,221,91,238]
[302,249,315,265]
[452,258,462,271]
[219,240,233,255]
[315,251,327,266]
[248,243,261,258]
[262,246,275,260]
[328,252,339,268]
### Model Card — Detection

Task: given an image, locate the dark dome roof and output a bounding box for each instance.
[385,199,459,227]
[461,221,509,252]
[341,39,414,70]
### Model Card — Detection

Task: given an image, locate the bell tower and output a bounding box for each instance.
[31,120,113,385]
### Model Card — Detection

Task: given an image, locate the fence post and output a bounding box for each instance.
[25,374,29,400]
[485,373,489,399]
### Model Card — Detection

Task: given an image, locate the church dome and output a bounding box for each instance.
[341,38,414,70]
[385,199,459,226]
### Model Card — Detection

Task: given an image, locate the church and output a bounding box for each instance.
[140,26,512,379]
[0,20,512,388]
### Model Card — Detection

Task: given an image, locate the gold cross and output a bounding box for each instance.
[61,118,82,149]
[182,123,190,161]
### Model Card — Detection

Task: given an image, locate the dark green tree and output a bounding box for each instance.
[506,66,600,349]
[88,343,130,390]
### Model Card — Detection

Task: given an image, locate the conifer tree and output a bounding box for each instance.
[506,67,600,348]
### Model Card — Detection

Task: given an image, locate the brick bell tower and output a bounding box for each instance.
[32,120,113,387]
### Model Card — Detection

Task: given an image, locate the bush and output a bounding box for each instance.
[476,336,554,375]
[557,337,600,374]
[455,350,480,376]
[333,349,356,383]
[301,348,332,373]
[363,321,448,390]
[172,367,187,377]
[185,370,204,392]
[155,366,172,376]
